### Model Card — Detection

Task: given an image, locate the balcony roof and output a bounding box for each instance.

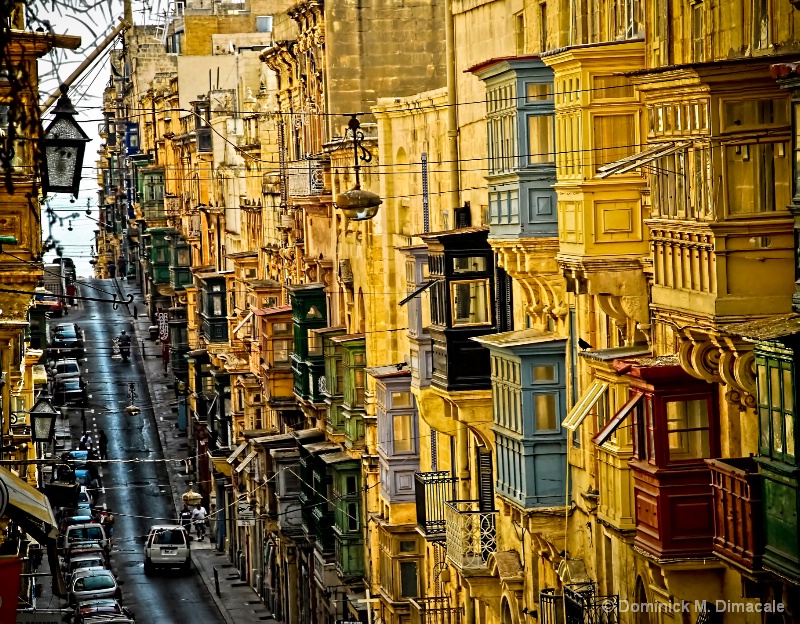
[292,428,324,443]
[466,54,543,75]
[580,345,651,362]
[251,432,295,448]
[227,251,258,259]
[418,225,489,240]
[366,363,410,379]
[303,441,341,455]
[320,451,357,465]
[253,305,292,316]
[329,333,365,344]
[725,313,800,342]
[471,328,560,348]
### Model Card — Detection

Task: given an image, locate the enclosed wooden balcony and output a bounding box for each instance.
[444,500,497,571]
[706,456,763,572]
[414,471,457,539]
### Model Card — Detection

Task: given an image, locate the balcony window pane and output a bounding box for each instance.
[274,339,291,363]
[399,539,417,553]
[760,407,770,453]
[533,365,556,382]
[392,391,412,408]
[453,256,488,273]
[450,279,490,326]
[528,114,555,165]
[773,410,784,453]
[593,114,635,173]
[273,322,291,335]
[176,248,190,266]
[399,561,418,598]
[726,143,790,214]
[336,359,345,394]
[212,295,222,316]
[771,366,781,409]
[347,502,358,531]
[394,415,413,452]
[666,399,710,461]
[306,305,323,319]
[355,369,366,405]
[308,330,322,356]
[534,393,557,431]
[784,368,794,412]
[526,83,553,103]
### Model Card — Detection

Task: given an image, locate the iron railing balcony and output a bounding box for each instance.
[559,583,619,624]
[444,500,497,570]
[287,157,329,197]
[414,471,457,539]
[408,596,462,624]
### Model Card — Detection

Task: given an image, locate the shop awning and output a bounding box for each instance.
[592,392,643,446]
[0,467,57,539]
[399,280,439,306]
[561,382,608,431]
[234,450,258,474]
[232,311,254,335]
[595,141,689,179]
[226,441,249,465]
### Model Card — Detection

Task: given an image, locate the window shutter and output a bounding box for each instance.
[477,448,494,511]
[495,264,513,332]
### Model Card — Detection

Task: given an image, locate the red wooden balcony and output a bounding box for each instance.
[706,456,763,571]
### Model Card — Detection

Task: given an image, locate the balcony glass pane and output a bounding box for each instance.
[773,410,784,453]
[533,365,556,382]
[786,413,795,458]
[760,407,770,452]
[666,399,710,461]
[528,114,555,165]
[336,359,345,394]
[535,393,557,431]
[392,391,412,408]
[308,330,322,356]
[593,114,635,173]
[784,368,794,412]
[453,256,487,273]
[212,296,222,316]
[274,339,291,363]
[526,83,553,103]
[176,248,190,266]
[273,322,291,335]
[394,415,413,452]
[450,279,490,326]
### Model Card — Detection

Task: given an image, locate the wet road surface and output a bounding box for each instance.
[64,279,224,622]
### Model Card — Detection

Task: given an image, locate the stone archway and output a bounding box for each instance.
[634,576,651,624]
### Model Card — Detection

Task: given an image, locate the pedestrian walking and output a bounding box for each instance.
[103,512,115,544]
[98,430,108,460]
[190,503,207,541]
[80,432,93,449]
[117,255,127,279]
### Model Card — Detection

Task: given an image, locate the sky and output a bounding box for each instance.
[36,0,159,278]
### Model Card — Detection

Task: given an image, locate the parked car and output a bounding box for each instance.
[49,335,84,359]
[52,359,82,384]
[64,542,109,569]
[72,599,134,624]
[65,554,107,584]
[77,487,93,507]
[49,322,81,340]
[63,450,89,467]
[144,525,191,575]
[68,569,119,605]
[53,378,88,407]
[60,523,109,553]
[59,514,95,534]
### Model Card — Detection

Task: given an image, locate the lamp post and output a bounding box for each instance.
[335,114,382,221]
[29,394,59,488]
[41,85,91,198]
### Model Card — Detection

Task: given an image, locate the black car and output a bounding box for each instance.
[54,378,88,407]
[49,337,85,359]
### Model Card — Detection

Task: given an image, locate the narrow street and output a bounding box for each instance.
[62,279,224,622]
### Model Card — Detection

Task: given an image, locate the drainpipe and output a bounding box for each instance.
[445,0,460,212]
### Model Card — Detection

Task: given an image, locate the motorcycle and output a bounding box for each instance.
[112,338,130,362]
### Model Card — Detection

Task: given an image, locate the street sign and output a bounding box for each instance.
[236,499,256,527]
[156,310,169,343]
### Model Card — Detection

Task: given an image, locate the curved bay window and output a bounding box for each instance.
[756,353,796,464]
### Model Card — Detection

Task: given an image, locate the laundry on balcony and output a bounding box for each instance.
[595,140,690,179]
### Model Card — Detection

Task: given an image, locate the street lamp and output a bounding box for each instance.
[29,394,58,443]
[41,85,91,198]
[335,113,382,221]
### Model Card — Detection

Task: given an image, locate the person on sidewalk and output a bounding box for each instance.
[179,503,192,533]
[98,430,108,460]
[102,512,115,544]
[190,503,207,541]
[80,432,93,449]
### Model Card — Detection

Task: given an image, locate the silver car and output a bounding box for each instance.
[68,569,120,605]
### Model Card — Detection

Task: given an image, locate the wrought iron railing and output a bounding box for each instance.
[564,583,619,624]
[414,472,457,537]
[540,588,564,624]
[287,158,328,197]
[696,601,720,624]
[408,596,462,624]
[444,500,497,569]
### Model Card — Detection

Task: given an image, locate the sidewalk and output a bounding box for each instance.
[116,278,278,624]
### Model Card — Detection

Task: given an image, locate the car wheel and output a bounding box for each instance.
[144,559,154,576]
[182,559,192,575]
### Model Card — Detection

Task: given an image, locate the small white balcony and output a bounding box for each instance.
[444,500,497,571]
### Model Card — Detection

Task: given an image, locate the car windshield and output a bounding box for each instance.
[152,529,185,545]
[62,380,82,390]
[75,575,114,591]
[72,558,104,570]
[57,363,80,374]
[69,527,103,542]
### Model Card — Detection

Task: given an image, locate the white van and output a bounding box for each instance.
[144,525,191,574]
[60,523,109,553]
